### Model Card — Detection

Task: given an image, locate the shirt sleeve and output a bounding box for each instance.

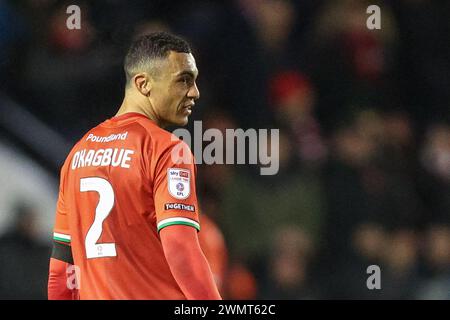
[52,162,71,246]
[153,140,200,233]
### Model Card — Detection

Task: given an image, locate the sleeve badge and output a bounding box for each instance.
[167,168,191,199]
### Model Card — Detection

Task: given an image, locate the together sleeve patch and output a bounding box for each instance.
[164,203,195,212]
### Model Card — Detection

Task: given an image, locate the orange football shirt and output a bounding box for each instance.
[52,112,201,299]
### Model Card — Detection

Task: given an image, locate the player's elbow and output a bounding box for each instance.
[160,225,221,300]
[48,258,73,300]
[160,225,201,264]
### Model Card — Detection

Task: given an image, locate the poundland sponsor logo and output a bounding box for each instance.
[86,132,128,143]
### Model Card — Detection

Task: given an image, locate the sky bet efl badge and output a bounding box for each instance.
[167,168,191,199]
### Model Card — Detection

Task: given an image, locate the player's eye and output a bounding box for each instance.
[179,76,193,86]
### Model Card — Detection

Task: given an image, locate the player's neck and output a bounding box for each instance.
[116,92,160,126]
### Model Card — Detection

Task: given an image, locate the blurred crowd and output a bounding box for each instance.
[0,0,449,299]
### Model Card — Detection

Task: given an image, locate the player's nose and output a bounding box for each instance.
[188,82,200,100]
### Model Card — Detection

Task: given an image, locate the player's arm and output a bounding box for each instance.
[160,224,222,300]
[48,238,79,300]
[48,258,70,299]
[154,140,220,299]
[48,161,79,300]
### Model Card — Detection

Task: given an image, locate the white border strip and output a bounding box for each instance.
[157,217,200,230]
[53,232,71,241]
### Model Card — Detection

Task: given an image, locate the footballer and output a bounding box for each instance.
[47,32,221,300]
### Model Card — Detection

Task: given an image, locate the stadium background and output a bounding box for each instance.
[0,0,449,299]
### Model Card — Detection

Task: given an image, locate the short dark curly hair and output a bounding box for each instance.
[124,32,192,85]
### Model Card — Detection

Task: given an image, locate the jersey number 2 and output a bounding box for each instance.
[80,177,117,259]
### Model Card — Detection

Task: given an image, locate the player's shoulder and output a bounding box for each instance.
[134,120,197,172]
[134,117,187,151]
[134,117,173,138]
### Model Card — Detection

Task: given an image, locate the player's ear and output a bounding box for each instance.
[133,73,151,96]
